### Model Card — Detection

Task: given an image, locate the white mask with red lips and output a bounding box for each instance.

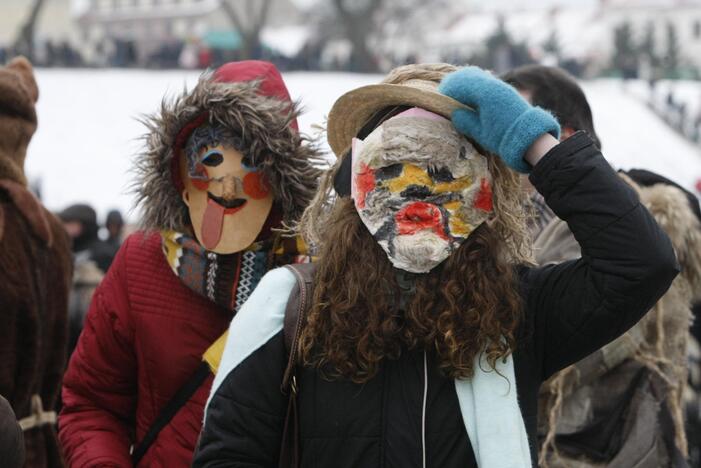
[351,108,494,273]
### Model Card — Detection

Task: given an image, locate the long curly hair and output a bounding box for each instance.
[299,160,530,383]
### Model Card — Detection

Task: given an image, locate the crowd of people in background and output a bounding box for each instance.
[0,52,700,468]
[653,90,701,147]
[56,205,124,355]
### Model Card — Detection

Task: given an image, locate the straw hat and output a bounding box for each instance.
[327,64,473,158]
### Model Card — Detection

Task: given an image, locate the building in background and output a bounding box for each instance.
[70,0,305,68]
[416,0,701,77]
[0,0,80,65]
[1,0,700,77]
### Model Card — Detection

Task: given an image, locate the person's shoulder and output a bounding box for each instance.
[252,266,299,297]
[106,230,167,281]
[118,230,162,258]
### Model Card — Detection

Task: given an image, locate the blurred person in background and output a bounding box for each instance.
[58,61,321,468]
[503,64,701,468]
[59,203,117,273]
[58,203,106,355]
[0,56,72,467]
[103,208,124,266]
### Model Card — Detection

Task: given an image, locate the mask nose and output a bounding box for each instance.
[220,175,242,199]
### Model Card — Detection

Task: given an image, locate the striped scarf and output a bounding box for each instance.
[161,230,308,312]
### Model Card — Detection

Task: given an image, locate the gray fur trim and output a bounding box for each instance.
[132,71,325,232]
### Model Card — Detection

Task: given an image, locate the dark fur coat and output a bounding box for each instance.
[0,56,72,468]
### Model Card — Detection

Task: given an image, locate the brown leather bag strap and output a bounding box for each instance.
[281,263,316,392]
[279,263,315,468]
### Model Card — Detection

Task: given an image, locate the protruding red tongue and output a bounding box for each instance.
[202,199,225,250]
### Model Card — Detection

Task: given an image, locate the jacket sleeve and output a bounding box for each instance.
[58,239,136,468]
[193,331,288,468]
[522,132,679,380]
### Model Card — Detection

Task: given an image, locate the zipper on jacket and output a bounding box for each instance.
[422,351,428,468]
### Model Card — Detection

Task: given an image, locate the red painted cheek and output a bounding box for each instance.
[473,178,493,212]
[191,164,209,191]
[243,171,270,199]
[354,163,376,209]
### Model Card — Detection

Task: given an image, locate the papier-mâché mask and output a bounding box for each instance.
[351,107,493,273]
[181,125,273,253]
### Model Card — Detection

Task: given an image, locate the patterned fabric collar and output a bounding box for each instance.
[161,230,308,313]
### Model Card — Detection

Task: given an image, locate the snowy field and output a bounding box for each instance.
[27,69,701,222]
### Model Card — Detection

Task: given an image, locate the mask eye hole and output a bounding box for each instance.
[201,149,224,167]
[428,166,455,183]
[375,163,403,180]
[241,156,257,172]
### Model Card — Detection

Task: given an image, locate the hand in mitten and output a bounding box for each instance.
[438,66,560,173]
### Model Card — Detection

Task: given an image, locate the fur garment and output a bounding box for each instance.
[134,70,324,233]
[0,180,72,468]
[0,56,72,467]
[537,175,701,467]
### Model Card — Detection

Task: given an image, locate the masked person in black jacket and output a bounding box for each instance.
[193,64,679,468]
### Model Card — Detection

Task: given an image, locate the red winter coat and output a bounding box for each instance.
[59,231,232,467]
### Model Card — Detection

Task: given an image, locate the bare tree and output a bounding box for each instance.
[13,0,46,61]
[332,0,384,73]
[220,0,273,60]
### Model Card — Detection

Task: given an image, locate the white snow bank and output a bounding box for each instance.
[26,69,701,223]
[582,79,701,190]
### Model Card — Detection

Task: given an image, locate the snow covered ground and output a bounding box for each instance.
[27,69,701,222]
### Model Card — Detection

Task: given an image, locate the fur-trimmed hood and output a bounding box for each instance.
[134,61,324,233]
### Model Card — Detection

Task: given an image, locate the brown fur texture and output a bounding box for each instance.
[0,56,39,187]
[133,71,325,232]
[0,180,72,468]
[538,176,701,467]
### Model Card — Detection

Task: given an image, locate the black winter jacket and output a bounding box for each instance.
[193,133,679,468]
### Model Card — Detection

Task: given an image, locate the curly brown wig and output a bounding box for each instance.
[299,196,524,383]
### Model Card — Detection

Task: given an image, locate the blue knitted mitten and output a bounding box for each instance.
[438,66,560,173]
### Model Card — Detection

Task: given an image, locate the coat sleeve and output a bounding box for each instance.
[192,331,288,468]
[522,132,679,380]
[58,239,136,468]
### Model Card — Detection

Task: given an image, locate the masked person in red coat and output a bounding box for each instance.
[58,61,322,467]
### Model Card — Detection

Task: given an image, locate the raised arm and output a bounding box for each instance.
[522,132,678,378]
[438,66,678,381]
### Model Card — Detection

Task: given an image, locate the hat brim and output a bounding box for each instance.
[327,83,473,158]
